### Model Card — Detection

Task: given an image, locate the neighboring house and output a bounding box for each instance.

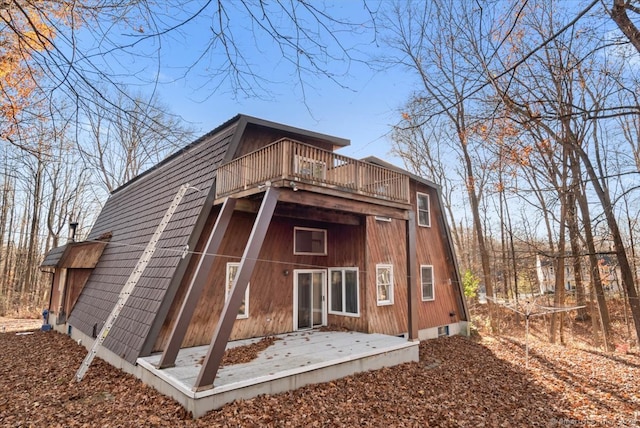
[42,114,468,396]
[536,255,575,294]
[536,253,620,294]
[596,254,621,292]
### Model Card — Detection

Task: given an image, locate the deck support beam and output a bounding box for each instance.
[193,187,280,391]
[406,211,419,341]
[157,197,237,369]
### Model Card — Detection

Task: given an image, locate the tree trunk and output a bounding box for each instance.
[567,155,588,321]
[575,180,613,351]
[550,199,567,344]
[573,144,640,346]
[610,0,640,54]
[23,156,44,309]
[461,139,497,332]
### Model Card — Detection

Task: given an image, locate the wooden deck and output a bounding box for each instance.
[137,330,419,418]
[215,138,411,204]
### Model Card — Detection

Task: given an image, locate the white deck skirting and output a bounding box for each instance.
[137,330,419,418]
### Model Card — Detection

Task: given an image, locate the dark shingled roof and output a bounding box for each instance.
[68,121,237,363]
[41,244,68,267]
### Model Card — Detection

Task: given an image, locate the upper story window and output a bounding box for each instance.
[294,227,327,255]
[417,192,431,227]
[421,265,435,301]
[295,155,326,180]
[226,262,249,319]
[376,264,394,306]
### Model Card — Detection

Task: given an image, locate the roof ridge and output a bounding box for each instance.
[110,115,242,195]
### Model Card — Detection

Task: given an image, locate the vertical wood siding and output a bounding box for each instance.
[412,182,464,328]
[65,269,93,316]
[50,270,63,315]
[154,210,368,351]
[154,179,464,352]
[364,216,409,336]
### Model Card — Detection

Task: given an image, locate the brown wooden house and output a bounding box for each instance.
[43,114,468,395]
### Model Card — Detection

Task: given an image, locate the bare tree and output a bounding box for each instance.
[477,0,640,347]
[1,0,376,156]
[391,111,467,262]
[78,90,195,193]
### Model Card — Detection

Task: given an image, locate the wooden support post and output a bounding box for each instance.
[157,197,237,369]
[407,210,419,341]
[193,187,280,391]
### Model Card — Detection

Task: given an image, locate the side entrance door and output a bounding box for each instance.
[293,269,327,330]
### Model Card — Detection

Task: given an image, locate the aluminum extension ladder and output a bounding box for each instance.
[75,183,191,382]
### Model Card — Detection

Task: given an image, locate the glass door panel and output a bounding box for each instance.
[312,272,324,326]
[297,272,312,330]
[295,270,326,330]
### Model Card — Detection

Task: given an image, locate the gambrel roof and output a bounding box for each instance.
[66,114,350,363]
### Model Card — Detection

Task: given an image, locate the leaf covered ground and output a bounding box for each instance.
[0,321,638,427]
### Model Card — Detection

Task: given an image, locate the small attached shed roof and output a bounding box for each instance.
[41,244,68,268]
[66,114,349,363]
[41,239,110,270]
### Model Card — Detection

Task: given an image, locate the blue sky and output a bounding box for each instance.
[109,1,414,166]
[166,66,412,163]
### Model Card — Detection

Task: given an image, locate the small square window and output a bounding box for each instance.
[294,227,327,255]
[226,262,249,319]
[376,264,394,305]
[421,265,434,301]
[417,192,431,227]
[437,325,449,337]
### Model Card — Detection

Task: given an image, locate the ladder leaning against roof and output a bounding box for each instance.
[75,183,193,382]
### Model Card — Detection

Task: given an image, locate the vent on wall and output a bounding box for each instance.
[437,325,450,337]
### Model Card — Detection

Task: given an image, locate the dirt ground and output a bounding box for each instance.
[0,307,638,427]
[0,317,42,333]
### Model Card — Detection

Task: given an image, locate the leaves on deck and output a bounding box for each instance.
[195,336,281,367]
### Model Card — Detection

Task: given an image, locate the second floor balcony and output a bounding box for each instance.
[215,139,411,205]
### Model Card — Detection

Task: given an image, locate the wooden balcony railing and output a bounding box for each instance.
[216,139,410,204]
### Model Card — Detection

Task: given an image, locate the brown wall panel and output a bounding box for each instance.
[66,269,93,315]
[411,182,464,328]
[154,179,463,352]
[155,208,368,351]
[50,271,63,314]
[60,242,107,269]
[234,125,335,159]
[364,216,409,336]
[152,205,221,351]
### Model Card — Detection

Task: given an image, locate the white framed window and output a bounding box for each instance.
[421,265,435,301]
[329,268,359,317]
[294,227,327,255]
[226,262,249,319]
[295,155,326,179]
[417,192,431,227]
[376,264,394,306]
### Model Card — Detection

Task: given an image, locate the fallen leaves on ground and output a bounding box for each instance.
[1,328,638,427]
